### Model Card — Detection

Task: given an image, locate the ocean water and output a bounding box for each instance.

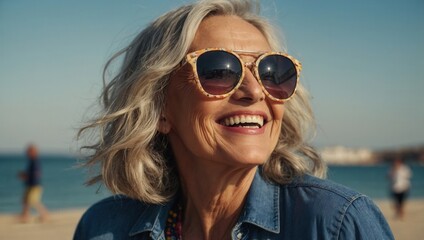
[327,164,424,199]
[1,155,423,213]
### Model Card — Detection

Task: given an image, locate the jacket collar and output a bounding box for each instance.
[237,169,280,233]
[128,168,280,238]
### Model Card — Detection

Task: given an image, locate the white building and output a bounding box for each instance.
[319,146,375,165]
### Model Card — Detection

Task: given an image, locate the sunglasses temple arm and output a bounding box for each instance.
[173,59,188,72]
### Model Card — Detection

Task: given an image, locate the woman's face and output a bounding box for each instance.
[163,15,285,167]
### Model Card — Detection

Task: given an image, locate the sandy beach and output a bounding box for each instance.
[0,200,423,239]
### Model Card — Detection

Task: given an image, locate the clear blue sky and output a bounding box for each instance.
[1,0,423,153]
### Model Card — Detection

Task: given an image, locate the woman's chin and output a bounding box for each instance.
[222,151,270,167]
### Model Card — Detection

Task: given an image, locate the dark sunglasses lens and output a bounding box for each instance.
[258,55,297,100]
[196,51,242,95]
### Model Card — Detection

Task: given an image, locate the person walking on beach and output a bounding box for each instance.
[18,144,49,222]
[388,157,412,220]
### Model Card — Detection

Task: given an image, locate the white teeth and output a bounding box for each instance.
[240,115,246,123]
[221,115,264,128]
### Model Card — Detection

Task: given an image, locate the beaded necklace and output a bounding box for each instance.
[165,203,183,240]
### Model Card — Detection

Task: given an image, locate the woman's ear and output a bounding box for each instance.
[157,116,171,134]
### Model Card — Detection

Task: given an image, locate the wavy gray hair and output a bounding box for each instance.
[79,0,326,204]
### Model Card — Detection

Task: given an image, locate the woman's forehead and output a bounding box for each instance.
[189,15,271,52]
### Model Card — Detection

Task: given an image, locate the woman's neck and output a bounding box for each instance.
[177,163,257,240]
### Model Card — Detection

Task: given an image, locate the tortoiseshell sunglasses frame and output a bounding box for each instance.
[179,48,302,102]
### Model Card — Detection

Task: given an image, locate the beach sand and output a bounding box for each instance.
[0,208,85,239]
[375,200,424,240]
[0,200,423,240]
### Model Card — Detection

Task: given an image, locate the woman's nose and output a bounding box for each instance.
[230,67,265,103]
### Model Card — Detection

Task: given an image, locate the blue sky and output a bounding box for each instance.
[1,0,423,153]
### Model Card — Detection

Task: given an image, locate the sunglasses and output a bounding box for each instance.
[180,48,301,102]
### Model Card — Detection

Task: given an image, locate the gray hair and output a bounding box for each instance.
[79,0,326,204]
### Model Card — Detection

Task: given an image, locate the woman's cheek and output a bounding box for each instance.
[192,115,219,152]
[272,103,285,120]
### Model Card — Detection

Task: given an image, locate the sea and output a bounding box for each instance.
[1,154,423,213]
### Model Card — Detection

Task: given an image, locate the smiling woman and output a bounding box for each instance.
[74,0,394,239]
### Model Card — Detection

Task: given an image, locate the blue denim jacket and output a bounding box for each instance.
[74,171,394,239]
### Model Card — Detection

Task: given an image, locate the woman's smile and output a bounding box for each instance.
[217,111,268,134]
[219,114,265,128]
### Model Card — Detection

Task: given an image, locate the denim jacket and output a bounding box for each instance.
[74,170,394,240]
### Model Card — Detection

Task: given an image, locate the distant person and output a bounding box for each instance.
[18,144,49,222]
[388,157,412,220]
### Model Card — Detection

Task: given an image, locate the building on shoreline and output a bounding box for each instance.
[319,144,424,165]
[320,146,375,165]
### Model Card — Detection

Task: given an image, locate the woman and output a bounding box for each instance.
[388,157,412,220]
[74,0,393,239]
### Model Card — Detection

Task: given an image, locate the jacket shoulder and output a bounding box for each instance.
[290,174,364,201]
[73,195,148,240]
[83,195,147,219]
[281,175,394,239]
